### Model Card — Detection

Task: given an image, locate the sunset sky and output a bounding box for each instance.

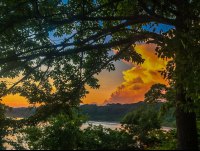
[82,43,169,105]
[1,24,173,107]
[2,43,169,107]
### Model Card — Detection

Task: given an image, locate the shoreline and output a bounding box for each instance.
[6,117,176,130]
[85,121,176,130]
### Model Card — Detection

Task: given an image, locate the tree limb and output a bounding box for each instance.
[0,58,47,98]
[137,0,182,28]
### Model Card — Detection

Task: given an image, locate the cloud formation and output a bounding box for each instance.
[2,43,169,107]
[101,44,169,105]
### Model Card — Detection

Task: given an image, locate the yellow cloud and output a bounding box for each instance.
[103,43,170,104]
[2,43,170,107]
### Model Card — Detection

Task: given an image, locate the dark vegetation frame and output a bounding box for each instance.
[0,0,200,149]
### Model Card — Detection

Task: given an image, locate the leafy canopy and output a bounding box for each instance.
[121,107,161,147]
[0,0,200,124]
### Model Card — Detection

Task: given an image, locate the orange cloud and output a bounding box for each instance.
[102,43,170,105]
[2,43,170,107]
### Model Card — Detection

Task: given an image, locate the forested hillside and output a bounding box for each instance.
[5,102,175,127]
[79,102,176,127]
[5,108,36,118]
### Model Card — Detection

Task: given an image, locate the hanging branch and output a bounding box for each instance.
[0,58,48,98]
[65,43,134,105]
[36,59,50,89]
[80,0,85,84]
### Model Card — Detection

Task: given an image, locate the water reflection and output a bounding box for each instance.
[3,119,175,150]
[82,121,175,131]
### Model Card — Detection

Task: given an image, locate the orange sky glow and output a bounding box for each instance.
[83,43,169,105]
[1,43,169,107]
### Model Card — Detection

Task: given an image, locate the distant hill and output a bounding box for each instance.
[5,102,176,127]
[80,101,150,121]
[5,107,36,118]
[79,101,176,127]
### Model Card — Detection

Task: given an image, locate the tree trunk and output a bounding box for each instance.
[176,85,199,150]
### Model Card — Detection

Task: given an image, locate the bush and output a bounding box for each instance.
[16,113,136,150]
[146,129,178,150]
[121,107,161,148]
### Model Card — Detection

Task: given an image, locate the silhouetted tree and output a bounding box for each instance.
[0,0,200,149]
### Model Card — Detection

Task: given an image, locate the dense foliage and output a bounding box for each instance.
[7,107,177,150]
[8,107,179,150]
[121,107,161,147]
[15,112,137,150]
[146,129,178,150]
[79,124,136,150]
[0,103,7,150]
[17,113,86,150]
[0,101,13,150]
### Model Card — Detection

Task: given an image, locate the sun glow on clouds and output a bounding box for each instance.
[101,44,169,105]
[2,43,169,107]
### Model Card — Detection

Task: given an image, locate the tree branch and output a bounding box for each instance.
[86,0,123,15]
[36,61,50,89]
[0,60,29,77]
[48,15,176,26]
[0,58,47,98]
[1,16,162,64]
[137,0,182,28]
[0,31,163,65]
[150,0,180,17]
